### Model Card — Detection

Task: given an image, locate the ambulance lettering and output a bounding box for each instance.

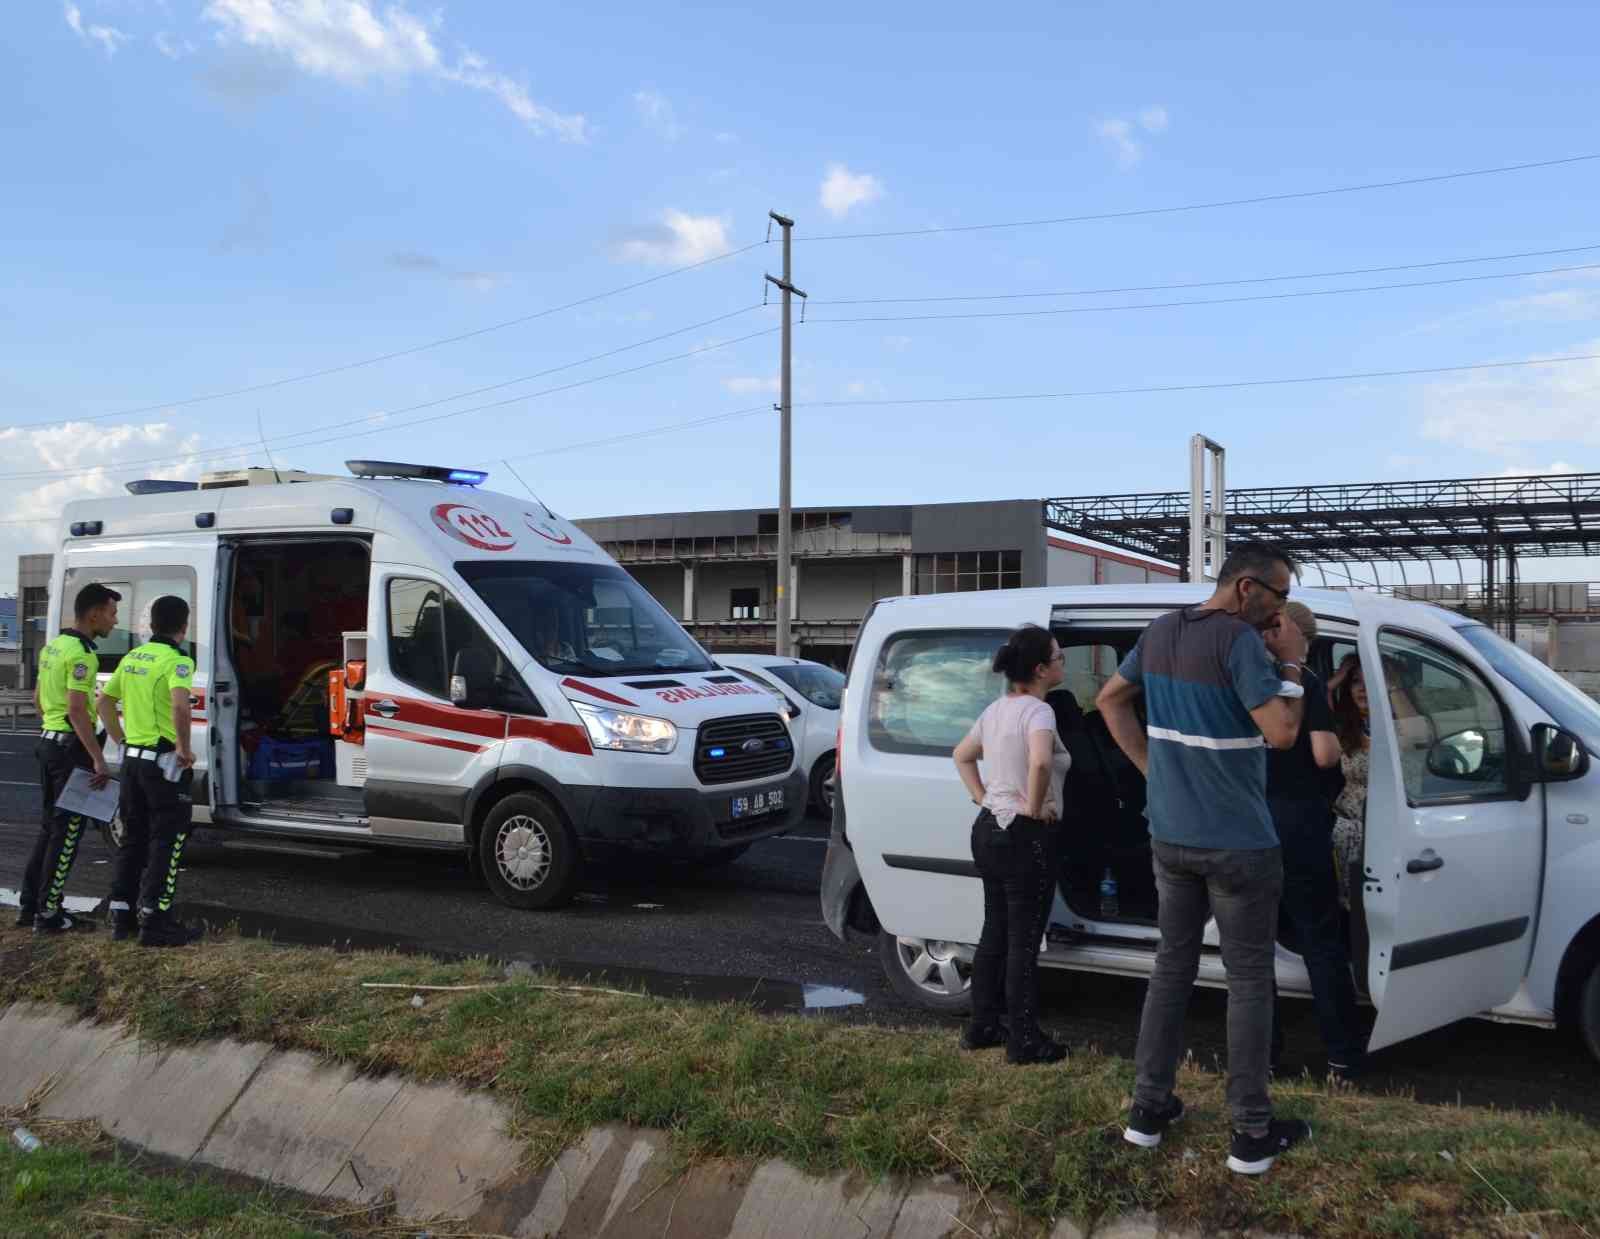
[656,683,761,704]
[431,503,517,552]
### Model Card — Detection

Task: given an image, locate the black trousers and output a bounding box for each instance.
[112,753,194,917]
[970,810,1059,1044]
[1269,799,1366,1067]
[20,735,94,919]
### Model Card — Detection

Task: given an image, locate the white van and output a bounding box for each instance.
[712,653,844,812]
[822,584,1600,1063]
[54,460,805,908]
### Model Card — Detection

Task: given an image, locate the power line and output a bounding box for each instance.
[0,241,767,433]
[507,404,775,461]
[814,242,1600,306]
[803,154,1600,242]
[795,352,1600,409]
[0,309,774,481]
[806,260,1600,325]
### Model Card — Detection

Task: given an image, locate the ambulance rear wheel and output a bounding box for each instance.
[478,792,580,910]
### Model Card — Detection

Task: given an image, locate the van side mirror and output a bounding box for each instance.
[450,646,495,710]
[1425,729,1489,781]
[1531,723,1589,782]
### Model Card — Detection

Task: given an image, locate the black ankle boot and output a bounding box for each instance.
[138,911,202,948]
[109,908,138,941]
[1006,1032,1067,1065]
[960,1020,1006,1051]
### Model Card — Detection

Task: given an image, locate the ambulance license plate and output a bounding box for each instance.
[729,788,784,820]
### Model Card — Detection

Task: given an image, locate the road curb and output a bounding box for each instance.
[0,1002,1300,1238]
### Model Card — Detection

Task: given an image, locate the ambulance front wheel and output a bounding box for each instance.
[478,792,581,910]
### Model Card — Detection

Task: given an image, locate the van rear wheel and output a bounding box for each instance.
[878,928,974,1014]
[478,792,580,910]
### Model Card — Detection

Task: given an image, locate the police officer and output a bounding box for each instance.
[97,595,202,947]
[18,582,121,933]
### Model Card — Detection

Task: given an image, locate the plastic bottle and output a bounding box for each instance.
[11,1127,42,1154]
[1099,867,1120,920]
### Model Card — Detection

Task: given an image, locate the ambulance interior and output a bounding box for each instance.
[227,540,371,813]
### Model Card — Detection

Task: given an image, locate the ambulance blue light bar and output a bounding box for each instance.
[346,460,488,486]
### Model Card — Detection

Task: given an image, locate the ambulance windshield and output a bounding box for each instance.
[457,561,715,677]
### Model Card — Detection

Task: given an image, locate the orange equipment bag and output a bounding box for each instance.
[328,669,347,737]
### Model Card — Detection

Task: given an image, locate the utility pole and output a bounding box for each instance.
[765,211,806,657]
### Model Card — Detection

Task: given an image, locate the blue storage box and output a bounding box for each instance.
[248,736,332,782]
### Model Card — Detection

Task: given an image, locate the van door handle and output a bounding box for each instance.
[370,700,399,719]
[1406,851,1444,874]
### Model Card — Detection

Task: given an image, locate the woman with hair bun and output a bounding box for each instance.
[952,623,1072,1064]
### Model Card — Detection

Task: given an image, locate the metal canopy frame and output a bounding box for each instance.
[1044,472,1600,639]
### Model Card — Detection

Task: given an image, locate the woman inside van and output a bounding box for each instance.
[1329,655,1370,909]
[952,624,1072,1065]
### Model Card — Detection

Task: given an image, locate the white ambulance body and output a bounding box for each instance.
[53,461,805,908]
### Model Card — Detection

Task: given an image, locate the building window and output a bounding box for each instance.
[912,550,1023,595]
[730,588,762,619]
[757,511,853,534]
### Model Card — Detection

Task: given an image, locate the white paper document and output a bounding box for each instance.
[55,768,120,823]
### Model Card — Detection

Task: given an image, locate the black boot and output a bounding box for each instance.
[109,907,138,942]
[34,910,96,934]
[13,904,35,929]
[138,910,202,948]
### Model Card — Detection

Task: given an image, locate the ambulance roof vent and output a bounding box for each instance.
[125,479,200,495]
[346,460,488,486]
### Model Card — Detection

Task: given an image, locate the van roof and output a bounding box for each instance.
[867,582,1462,628]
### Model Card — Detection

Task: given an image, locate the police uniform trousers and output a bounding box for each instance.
[112,743,194,917]
[20,732,95,920]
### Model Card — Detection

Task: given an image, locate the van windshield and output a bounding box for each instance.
[769,663,845,709]
[457,561,715,677]
[1457,622,1600,755]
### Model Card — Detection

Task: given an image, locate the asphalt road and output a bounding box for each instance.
[2,729,1597,1120]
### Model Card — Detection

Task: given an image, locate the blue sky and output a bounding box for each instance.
[5,1,1600,590]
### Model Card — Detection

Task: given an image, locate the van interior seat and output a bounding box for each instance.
[1055,690,1159,924]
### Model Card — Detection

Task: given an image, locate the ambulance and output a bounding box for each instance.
[52,461,806,908]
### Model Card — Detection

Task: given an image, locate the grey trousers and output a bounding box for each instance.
[1132,841,1284,1136]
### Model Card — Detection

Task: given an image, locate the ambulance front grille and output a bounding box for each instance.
[694,714,792,786]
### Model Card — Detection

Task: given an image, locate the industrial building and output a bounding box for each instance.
[576,500,1179,666]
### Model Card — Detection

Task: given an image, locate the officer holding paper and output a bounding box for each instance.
[18,582,121,933]
[97,595,202,947]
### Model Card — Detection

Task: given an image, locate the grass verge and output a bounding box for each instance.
[2,924,1597,1238]
[0,1117,470,1237]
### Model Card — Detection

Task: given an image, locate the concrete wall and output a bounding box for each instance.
[695,563,775,619]
[797,558,905,621]
[627,564,684,619]
[1047,545,1095,586]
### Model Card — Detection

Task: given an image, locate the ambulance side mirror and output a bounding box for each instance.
[450,647,495,711]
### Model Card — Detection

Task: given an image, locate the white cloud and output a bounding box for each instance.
[633,88,681,141]
[64,3,129,56]
[1094,105,1170,168]
[722,375,779,395]
[1418,341,1600,457]
[1495,461,1581,477]
[449,271,506,293]
[0,421,216,577]
[820,164,884,219]
[714,130,736,145]
[612,210,732,266]
[153,31,197,59]
[201,0,586,140]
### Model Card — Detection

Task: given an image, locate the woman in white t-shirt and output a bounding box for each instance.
[952,624,1071,1064]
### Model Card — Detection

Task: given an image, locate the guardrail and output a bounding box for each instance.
[0,693,37,732]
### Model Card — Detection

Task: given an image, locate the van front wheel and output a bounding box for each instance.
[478,792,580,910]
[878,929,974,1014]
[1580,959,1600,1065]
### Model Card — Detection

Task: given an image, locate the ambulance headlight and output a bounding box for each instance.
[571,701,678,754]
